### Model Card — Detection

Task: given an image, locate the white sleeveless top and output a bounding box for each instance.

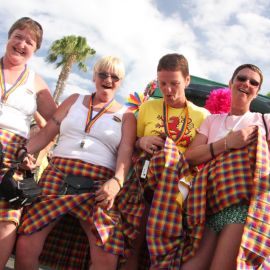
[53,95,127,170]
[0,70,37,138]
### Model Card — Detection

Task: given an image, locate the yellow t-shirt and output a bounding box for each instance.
[137,98,209,153]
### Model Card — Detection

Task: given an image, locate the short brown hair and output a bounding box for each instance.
[157,53,189,77]
[8,17,43,50]
[231,64,263,90]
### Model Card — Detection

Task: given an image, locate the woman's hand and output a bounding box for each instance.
[20,154,37,171]
[138,135,165,154]
[95,178,121,210]
[227,125,258,149]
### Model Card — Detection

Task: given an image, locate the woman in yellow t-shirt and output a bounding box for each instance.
[122,53,209,270]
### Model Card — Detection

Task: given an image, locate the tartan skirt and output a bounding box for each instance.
[184,130,270,268]
[134,137,192,270]
[19,157,144,270]
[0,129,26,225]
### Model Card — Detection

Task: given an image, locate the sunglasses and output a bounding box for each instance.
[236,75,260,87]
[98,72,120,82]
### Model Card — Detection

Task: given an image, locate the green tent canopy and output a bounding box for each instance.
[151,75,270,113]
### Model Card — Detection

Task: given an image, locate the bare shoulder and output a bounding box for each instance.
[34,73,50,93]
[122,108,136,124]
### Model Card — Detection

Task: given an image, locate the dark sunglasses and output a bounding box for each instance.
[236,75,260,87]
[98,72,120,82]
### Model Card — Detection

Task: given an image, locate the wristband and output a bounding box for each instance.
[16,146,28,161]
[112,176,123,189]
[209,143,215,159]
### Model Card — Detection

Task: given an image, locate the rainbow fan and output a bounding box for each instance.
[126,91,147,117]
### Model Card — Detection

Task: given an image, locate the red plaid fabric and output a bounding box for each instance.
[19,157,144,269]
[137,138,191,269]
[184,129,270,268]
[0,129,26,225]
[237,129,270,269]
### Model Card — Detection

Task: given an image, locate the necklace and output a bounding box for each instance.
[0,58,29,102]
[163,101,189,145]
[224,112,249,134]
[80,93,115,148]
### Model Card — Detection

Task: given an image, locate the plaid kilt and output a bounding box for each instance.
[19,157,144,270]
[135,138,191,269]
[0,129,26,225]
[184,129,270,269]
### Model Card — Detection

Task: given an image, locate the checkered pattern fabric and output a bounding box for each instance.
[0,129,26,225]
[237,129,270,269]
[183,129,270,268]
[19,157,144,269]
[138,138,191,269]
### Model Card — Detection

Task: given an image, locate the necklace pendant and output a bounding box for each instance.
[80,140,85,148]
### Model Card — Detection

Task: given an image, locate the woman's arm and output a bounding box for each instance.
[35,74,57,120]
[95,109,137,210]
[26,94,79,155]
[114,110,137,183]
[185,126,258,166]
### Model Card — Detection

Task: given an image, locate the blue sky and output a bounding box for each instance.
[1,0,270,103]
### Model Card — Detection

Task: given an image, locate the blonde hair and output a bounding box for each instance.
[93,56,125,81]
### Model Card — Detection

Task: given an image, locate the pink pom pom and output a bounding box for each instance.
[205,88,231,114]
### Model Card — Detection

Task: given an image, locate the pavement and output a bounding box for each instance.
[5,256,50,270]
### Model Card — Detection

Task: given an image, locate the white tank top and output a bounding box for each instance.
[0,70,37,138]
[53,95,127,170]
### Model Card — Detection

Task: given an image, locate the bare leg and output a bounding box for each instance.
[0,221,17,269]
[120,202,150,270]
[210,223,244,270]
[15,221,58,270]
[181,227,218,270]
[80,220,118,270]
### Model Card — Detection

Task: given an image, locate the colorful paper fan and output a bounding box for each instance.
[126,91,147,117]
[144,79,159,97]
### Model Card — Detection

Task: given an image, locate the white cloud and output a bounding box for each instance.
[1,0,270,103]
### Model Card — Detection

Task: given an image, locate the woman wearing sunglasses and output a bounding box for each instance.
[181,64,270,270]
[0,17,56,268]
[15,56,138,270]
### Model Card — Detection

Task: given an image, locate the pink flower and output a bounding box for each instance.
[205,88,231,114]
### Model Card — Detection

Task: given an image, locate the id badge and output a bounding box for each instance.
[141,159,150,179]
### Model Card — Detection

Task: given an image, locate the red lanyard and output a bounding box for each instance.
[84,93,115,133]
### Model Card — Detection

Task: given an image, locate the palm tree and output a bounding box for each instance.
[47,35,96,103]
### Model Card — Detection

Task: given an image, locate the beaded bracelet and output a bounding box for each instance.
[112,176,123,189]
[224,137,228,151]
[51,116,61,126]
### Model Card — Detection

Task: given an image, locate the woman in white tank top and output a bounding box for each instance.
[0,17,56,268]
[16,56,138,270]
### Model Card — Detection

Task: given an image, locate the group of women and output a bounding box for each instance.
[0,17,269,270]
